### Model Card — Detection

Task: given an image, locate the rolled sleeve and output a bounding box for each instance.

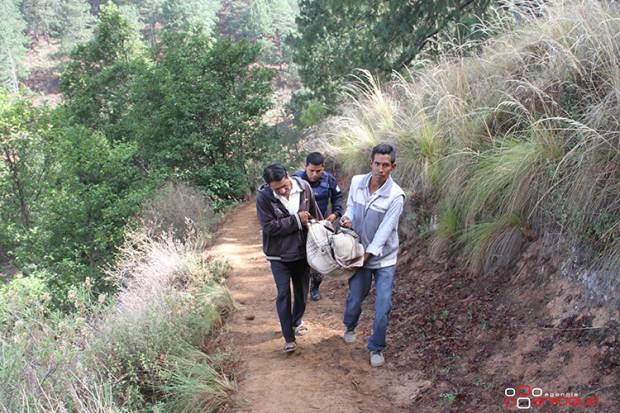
[343,183,356,225]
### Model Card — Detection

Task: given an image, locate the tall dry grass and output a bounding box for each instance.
[141,181,219,244]
[1,184,234,412]
[309,0,619,298]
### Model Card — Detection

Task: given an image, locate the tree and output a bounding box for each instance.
[161,0,222,32]
[217,0,299,64]
[28,120,146,297]
[20,0,57,40]
[0,91,53,232]
[216,0,250,40]
[56,0,96,54]
[129,28,274,204]
[290,0,494,108]
[59,3,144,138]
[109,0,221,42]
[246,0,273,39]
[0,0,28,93]
[0,92,148,299]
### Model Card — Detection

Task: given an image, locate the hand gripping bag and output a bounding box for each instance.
[306,220,364,275]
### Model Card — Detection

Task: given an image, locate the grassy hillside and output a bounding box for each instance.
[0,184,235,412]
[312,0,619,300]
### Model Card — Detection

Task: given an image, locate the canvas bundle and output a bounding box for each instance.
[306,220,364,275]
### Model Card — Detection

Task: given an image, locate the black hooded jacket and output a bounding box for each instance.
[255,176,322,262]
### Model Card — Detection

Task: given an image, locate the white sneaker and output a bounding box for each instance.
[294,323,308,336]
[370,351,385,367]
[343,329,356,344]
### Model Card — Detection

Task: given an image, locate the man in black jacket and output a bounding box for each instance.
[256,164,322,353]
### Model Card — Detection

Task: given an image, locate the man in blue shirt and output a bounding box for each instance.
[293,152,343,301]
[340,144,405,368]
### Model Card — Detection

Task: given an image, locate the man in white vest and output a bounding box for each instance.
[340,143,405,367]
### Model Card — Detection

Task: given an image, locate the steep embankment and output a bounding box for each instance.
[210,202,428,413]
[387,236,619,412]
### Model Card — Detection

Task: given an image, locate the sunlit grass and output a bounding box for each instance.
[310,0,620,279]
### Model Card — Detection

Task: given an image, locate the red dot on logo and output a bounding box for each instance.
[516,385,531,397]
[503,397,517,407]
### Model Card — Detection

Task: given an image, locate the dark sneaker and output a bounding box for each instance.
[283,341,297,353]
[370,350,385,367]
[310,288,321,301]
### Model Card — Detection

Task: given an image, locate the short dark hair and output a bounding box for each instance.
[371,143,396,163]
[305,152,325,165]
[263,164,288,184]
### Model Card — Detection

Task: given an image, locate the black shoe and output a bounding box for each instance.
[310,288,321,301]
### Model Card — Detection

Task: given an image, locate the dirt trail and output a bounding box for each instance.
[210,202,425,413]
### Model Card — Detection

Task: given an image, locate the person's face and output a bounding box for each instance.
[305,163,324,183]
[370,153,395,185]
[269,176,292,198]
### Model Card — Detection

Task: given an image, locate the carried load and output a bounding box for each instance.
[306,219,364,275]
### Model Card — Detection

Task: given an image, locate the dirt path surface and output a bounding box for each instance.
[210,202,425,413]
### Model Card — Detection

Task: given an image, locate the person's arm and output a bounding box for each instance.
[308,184,323,220]
[330,176,344,218]
[365,196,405,257]
[256,193,302,236]
[340,181,356,228]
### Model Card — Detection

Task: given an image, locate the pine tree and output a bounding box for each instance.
[0,0,28,93]
[216,0,249,40]
[20,0,57,40]
[246,0,273,39]
[59,3,144,135]
[290,0,494,108]
[56,0,95,53]
[161,0,222,32]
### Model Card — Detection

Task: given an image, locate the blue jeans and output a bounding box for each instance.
[343,265,395,352]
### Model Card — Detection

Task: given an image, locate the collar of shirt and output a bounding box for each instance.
[364,174,390,200]
[274,178,302,215]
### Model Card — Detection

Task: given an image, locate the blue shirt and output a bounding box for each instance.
[293,170,343,218]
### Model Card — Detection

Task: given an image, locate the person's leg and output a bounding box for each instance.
[367,265,396,352]
[270,261,295,343]
[309,270,323,300]
[343,268,373,331]
[291,260,310,329]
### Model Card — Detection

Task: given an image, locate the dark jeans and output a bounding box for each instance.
[343,265,395,352]
[270,259,310,343]
[310,270,323,290]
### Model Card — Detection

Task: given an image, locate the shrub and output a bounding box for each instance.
[142,181,218,244]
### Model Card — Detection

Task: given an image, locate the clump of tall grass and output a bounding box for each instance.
[1,185,235,412]
[311,0,619,293]
[142,181,218,244]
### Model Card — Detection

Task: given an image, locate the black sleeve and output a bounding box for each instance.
[330,175,344,217]
[256,192,302,236]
